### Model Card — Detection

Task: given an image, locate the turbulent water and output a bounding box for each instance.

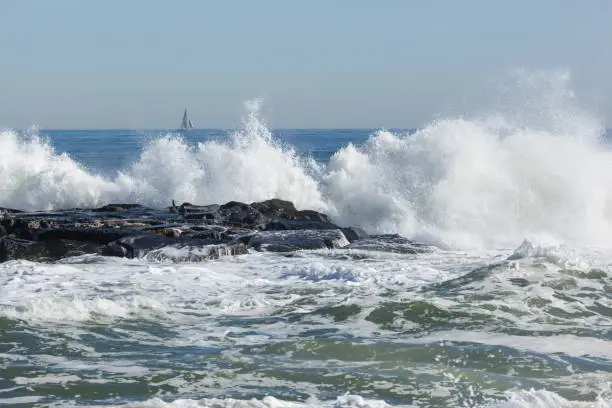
[1,71,611,407]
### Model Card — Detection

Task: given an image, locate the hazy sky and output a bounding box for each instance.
[1,0,610,129]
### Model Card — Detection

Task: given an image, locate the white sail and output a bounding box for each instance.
[180,109,194,130]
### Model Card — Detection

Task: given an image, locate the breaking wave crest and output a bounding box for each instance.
[1,70,611,249]
[0,101,326,212]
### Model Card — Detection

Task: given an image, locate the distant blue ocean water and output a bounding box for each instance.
[39,127,612,177]
[40,129,385,176]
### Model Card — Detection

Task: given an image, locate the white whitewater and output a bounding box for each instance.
[0,71,610,249]
[97,390,612,407]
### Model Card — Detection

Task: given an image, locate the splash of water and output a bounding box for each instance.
[0,101,326,213]
[0,130,119,210]
[323,69,612,248]
[486,389,612,408]
[1,70,611,249]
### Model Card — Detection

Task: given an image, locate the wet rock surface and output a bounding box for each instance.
[346,234,434,254]
[249,230,350,252]
[0,199,429,263]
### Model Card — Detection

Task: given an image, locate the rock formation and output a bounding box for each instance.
[0,199,377,263]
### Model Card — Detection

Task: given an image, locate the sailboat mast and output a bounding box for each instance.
[180,108,194,130]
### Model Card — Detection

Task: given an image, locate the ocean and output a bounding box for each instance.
[1,88,612,407]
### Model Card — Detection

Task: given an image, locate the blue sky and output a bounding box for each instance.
[1,0,610,128]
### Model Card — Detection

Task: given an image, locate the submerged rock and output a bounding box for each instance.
[346,234,432,254]
[143,241,248,262]
[98,242,129,258]
[340,227,369,243]
[111,234,178,258]
[248,229,350,252]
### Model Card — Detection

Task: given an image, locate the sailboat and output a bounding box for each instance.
[179,108,195,131]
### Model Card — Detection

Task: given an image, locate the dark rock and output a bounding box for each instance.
[218,201,266,229]
[98,242,128,258]
[0,207,23,214]
[0,218,44,240]
[0,238,49,262]
[44,239,100,258]
[39,219,55,229]
[191,225,227,231]
[222,228,256,244]
[178,203,220,214]
[183,211,221,223]
[36,227,134,245]
[153,227,183,238]
[248,229,349,252]
[135,223,184,233]
[341,227,369,243]
[216,199,333,229]
[180,225,237,241]
[346,234,432,254]
[252,199,331,223]
[0,199,349,261]
[295,210,331,223]
[93,204,144,212]
[112,234,177,258]
[188,228,224,241]
[174,199,333,230]
[44,239,99,260]
[0,237,98,262]
[265,219,340,231]
[251,199,298,218]
[13,219,41,240]
[177,202,192,212]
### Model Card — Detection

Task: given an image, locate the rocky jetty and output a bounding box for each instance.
[0,199,381,263]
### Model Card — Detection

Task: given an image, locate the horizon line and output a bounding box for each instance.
[6,127,417,132]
